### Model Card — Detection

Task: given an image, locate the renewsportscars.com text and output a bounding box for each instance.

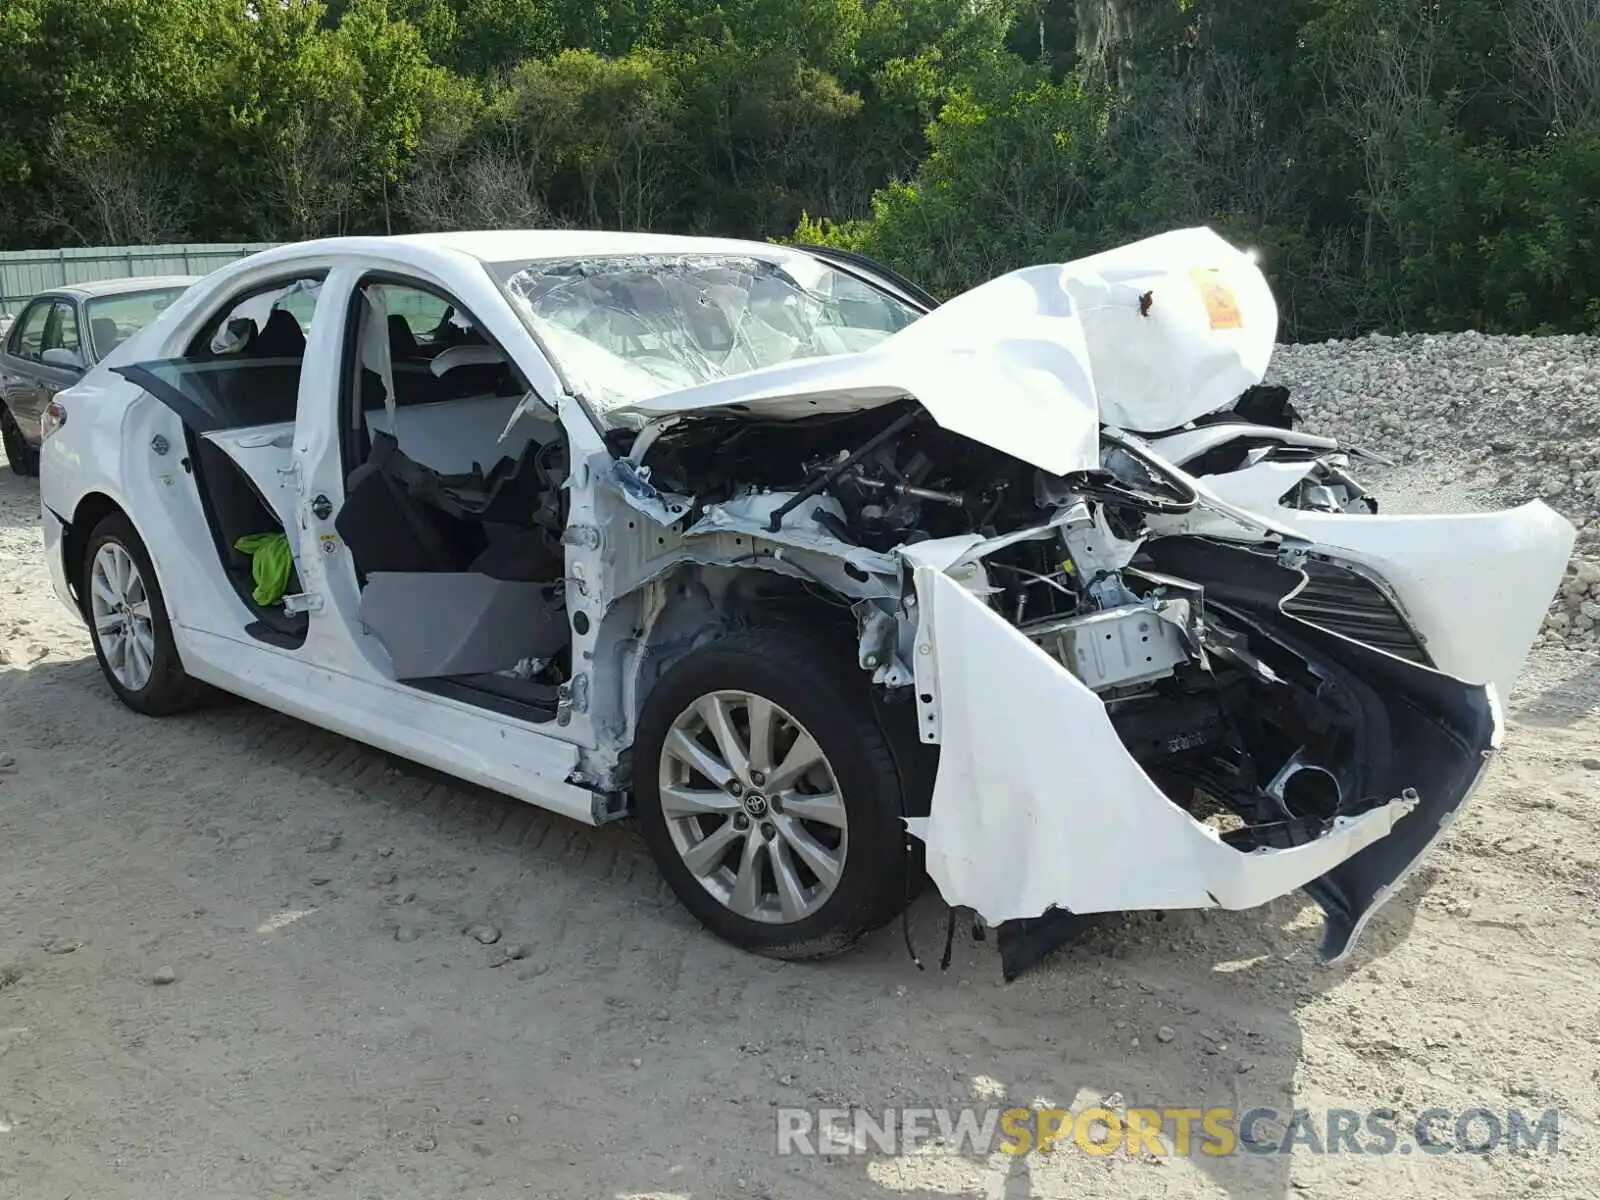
[775,1105,1561,1158]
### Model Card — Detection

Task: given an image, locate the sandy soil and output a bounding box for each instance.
[1,460,1596,1200]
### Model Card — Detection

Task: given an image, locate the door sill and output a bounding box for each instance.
[245,619,308,650]
[404,676,558,725]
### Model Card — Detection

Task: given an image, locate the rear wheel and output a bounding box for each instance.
[83,512,207,716]
[635,629,915,960]
[1,406,38,477]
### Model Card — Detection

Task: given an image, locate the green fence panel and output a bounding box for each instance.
[0,242,281,312]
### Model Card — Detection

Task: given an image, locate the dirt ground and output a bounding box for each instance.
[1,460,1596,1200]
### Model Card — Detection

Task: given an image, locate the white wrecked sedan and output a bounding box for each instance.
[37,227,1574,977]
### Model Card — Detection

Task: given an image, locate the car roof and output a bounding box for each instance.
[45,275,201,301]
[271,230,805,267]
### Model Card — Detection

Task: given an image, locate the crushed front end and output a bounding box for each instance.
[887,434,1570,977]
[623,385,1572,978]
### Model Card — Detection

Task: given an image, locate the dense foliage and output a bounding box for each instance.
[3,0,1597,338]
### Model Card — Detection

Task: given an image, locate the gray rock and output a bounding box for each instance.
[1157,1026,1176,1043]
[468,924,502,945]
[151,967,177,985]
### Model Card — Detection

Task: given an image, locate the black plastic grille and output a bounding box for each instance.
[1281,560,1432,665]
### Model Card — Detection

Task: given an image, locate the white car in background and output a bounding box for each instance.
[35,228,1574,977]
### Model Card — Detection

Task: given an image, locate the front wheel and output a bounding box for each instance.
[83,512,207,716]
[1,405,39,477]
[634,629,915,960]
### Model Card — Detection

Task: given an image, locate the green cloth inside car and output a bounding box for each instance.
[234,532,293,606]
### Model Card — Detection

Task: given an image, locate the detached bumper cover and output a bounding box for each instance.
[909,569,1481,928]
[907,537,1520,965]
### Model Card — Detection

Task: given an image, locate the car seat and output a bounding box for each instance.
[251,308,306,358]
[387,314,421,362]
[335,431,487,574]
[91,318,122,357]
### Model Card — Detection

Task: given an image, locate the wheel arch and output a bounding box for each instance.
[63,491,131,618]
[614,564,859,730]
[594,562,935,822]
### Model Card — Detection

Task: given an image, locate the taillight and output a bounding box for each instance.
[41,400,66,441]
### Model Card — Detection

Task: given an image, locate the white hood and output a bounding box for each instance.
[609,227,1278,475]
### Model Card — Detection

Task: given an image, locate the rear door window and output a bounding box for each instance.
[116,276,326,433]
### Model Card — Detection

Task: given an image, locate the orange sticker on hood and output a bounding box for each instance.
[1191,268,1242,330]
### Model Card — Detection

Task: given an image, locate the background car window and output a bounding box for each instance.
[9,300,52,360]
[43,302,81,358]
[86,288,187,359]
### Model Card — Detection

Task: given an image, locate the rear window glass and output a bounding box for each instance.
[86,288,187,359]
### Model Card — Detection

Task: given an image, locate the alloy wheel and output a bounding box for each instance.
[90,542,157,692]
[658,690,849,924]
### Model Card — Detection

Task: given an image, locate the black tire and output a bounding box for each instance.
[82,511,208,716]
[635,628,915,960]
[1,405,39,477]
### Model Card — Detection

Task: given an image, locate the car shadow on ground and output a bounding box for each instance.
[0,652,1437,1200]
[1510,659,1600,730]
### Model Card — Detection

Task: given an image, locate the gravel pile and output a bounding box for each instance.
[1266,331,1600,653]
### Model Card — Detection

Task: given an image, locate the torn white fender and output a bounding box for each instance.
[908,567,1422,923]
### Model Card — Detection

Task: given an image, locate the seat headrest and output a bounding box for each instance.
[92,318,121,355]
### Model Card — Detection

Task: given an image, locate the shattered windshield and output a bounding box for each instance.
[492,254,921,419]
